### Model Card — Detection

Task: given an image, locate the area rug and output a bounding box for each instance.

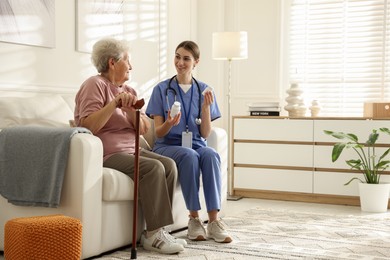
[93,207,390,259]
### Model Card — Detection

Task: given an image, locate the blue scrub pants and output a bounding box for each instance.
[154,145,222,212]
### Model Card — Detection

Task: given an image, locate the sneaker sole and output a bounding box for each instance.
[188,234,207,241]
[148,232,187,247]
[143,243,184,254]
[208,236,233,243]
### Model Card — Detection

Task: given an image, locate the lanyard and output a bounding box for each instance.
[177,79,193,132]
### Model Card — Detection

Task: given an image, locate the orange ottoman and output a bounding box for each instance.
[4,215,82,260]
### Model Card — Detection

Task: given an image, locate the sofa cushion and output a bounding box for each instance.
[102,168,133,201]
[0,95,73,128]
[61,95,76,111]
[142,117,155,150]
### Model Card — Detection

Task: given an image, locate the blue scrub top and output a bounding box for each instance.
[146,77,221,150]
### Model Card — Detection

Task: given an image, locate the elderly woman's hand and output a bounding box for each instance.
[115,92,137,111]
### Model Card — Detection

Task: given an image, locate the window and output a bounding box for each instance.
[288,0,390,116]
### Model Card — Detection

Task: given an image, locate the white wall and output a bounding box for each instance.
[0,0,90,93]
[0,0,283,130]
[196,0,283,130]
[233,0,282,113]
[0,0,195,95]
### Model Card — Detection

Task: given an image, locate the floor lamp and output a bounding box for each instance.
[212,31,248,200]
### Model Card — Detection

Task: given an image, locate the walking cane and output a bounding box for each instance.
[131,98,145,260]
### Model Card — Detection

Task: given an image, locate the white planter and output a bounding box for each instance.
[358,182,390,213]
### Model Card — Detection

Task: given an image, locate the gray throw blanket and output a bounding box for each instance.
[0,126,91,207]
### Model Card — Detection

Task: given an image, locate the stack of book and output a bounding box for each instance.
[248,102,281,116]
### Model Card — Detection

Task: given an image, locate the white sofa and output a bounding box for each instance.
[0,93,228,259]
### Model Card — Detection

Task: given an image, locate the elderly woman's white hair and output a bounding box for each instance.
[91,38,130,73]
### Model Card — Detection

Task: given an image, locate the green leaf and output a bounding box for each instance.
[346,133,358,142]
[323,130,333,135]
[346,159,363,170]
[324,130,356,141]
[366,130,378,145]
[379,127,390,135]
[376,160,390,170]
[332,143,346,162]
[379,148,390,161]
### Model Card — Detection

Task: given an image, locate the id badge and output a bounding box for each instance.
[182,131,193,148]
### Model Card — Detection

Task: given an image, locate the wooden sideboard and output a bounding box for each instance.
[232,116,390,206]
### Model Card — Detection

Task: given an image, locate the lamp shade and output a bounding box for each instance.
[212,31,248,60]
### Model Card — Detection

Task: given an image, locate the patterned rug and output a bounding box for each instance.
[93,207,390,259]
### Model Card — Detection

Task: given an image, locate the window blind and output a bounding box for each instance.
[289,0,390,116]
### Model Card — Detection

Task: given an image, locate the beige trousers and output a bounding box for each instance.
[103,149,177,231]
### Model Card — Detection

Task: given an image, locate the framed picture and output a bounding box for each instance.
[0,0,55,48]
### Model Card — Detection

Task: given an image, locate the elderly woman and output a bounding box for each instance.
[74,38,186,254]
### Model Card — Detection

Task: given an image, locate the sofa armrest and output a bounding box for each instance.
[0,133,105,258]
[207,127,227,157]
[207,127,228,203]
[61,133,104,256]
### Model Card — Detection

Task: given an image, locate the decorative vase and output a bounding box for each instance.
[358,182,390,213]
[309,100,321,117]
[284,83,306,117]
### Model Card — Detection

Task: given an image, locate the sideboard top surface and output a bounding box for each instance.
[233,116,390,120]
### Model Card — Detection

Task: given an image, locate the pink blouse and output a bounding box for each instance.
[74,75,144,160]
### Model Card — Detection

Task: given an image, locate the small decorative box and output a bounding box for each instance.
[364,102,390,118]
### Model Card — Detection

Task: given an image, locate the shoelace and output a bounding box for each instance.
[159,229,177,244]
[212,219,226,230]
[194,218,206,232]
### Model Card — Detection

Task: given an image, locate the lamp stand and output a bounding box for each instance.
[226,58,242,201]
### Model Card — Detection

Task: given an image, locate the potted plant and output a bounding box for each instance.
[324,128,390,212]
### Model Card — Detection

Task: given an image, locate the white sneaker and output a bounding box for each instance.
[187,216,207,241]
[141,230,187,247]
[207,219,232,243]
[173,236,188,247]
[164,230,188,247]
[141,229,184,254]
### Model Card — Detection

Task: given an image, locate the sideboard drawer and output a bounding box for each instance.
[234,167,313,193]
[234,143,313,167]
[313,171,360,196]
[234,118,313,141]
[314,120,390,142]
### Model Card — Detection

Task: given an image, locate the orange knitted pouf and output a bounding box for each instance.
[4,215,82,260]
